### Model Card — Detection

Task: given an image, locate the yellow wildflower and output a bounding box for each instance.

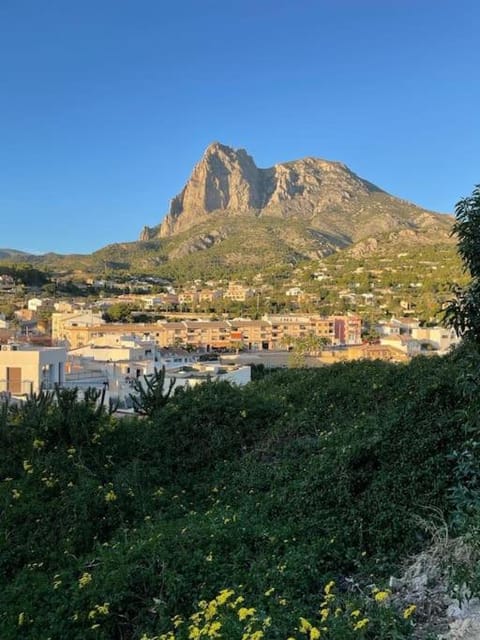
[12,488,21,499]
[230,595,244,608]
[172,614,184,627]
[78,572,92,588]
[18,612,25,626]
[264,587,275,596]
[105,490,117,502]
[188,626,201,639]
[216,588,234,605]
[208,620,222,637]
[23,460,33,473]
[310,627,321,639]
[324,580,335,595]
[205,600,217,621]
[299,617,312,633]
[238,607,255,621]
[95,603,110,615]
[374,590,391,603]
[403,604,416,619]
[319,608,329,622]
[33,438,45,449]
[353,618,369,630]
[351,610,361,618]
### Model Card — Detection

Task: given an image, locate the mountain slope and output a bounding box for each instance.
[139,142,453,266]
[0,143,455,279]
[0,248,33,260]
[150,143,450,235]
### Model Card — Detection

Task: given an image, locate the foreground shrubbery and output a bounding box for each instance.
[1,346,480,638]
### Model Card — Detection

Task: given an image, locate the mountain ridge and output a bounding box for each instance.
[0,143,455,278]
[138,142,453,263]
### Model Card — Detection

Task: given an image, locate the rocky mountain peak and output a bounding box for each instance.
[158,143,387,238]
[160,143,263,236]
[150,143,452,254]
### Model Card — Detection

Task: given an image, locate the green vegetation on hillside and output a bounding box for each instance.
[2,346,480,638]
[0,263,50,287]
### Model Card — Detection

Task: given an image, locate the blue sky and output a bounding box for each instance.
[0,0,479,254]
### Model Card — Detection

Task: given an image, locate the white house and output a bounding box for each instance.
[285,287,303,297]
[163,362,251,393]
[0,344,67,396]
[27,298,44,312]
[410,326,460,354]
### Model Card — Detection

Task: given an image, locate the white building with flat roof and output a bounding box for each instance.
[0,344,67,396]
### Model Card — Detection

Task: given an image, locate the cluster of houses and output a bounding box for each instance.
[0,300,461,408]
[0,310,360,405]
[50,311,362,351]
[375,317,459,356]
[0,338,250,409]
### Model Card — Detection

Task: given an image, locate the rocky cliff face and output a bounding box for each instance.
[157,142,386,238]
[136,142,453,269]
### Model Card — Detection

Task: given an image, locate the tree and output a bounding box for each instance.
[103,302,139,323]
[129,366,176,416]
[285,333,330,368]
[444,185,480,342]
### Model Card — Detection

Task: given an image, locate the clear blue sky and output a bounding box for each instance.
[0,0,479,254]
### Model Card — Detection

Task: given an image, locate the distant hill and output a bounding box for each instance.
[0,248,33,260]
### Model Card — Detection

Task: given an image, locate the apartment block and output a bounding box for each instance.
[56,315,361,352]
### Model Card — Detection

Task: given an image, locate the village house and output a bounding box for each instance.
[198,289,224,304]
[51,311,105,346]
[178,290,200,306]
[0,343,66,396]
[163,362,251,394]
[224,282,255,301]
[410,325,460,354]
[27,298,50,312]
[379,334,423,357]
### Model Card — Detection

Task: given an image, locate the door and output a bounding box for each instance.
[6,367,22,394]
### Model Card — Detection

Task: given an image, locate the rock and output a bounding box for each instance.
[447,597,480,621]
[388,575,405,591]
[441,619,480,640]
[139,226,153,241]
[156,142,452,243]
